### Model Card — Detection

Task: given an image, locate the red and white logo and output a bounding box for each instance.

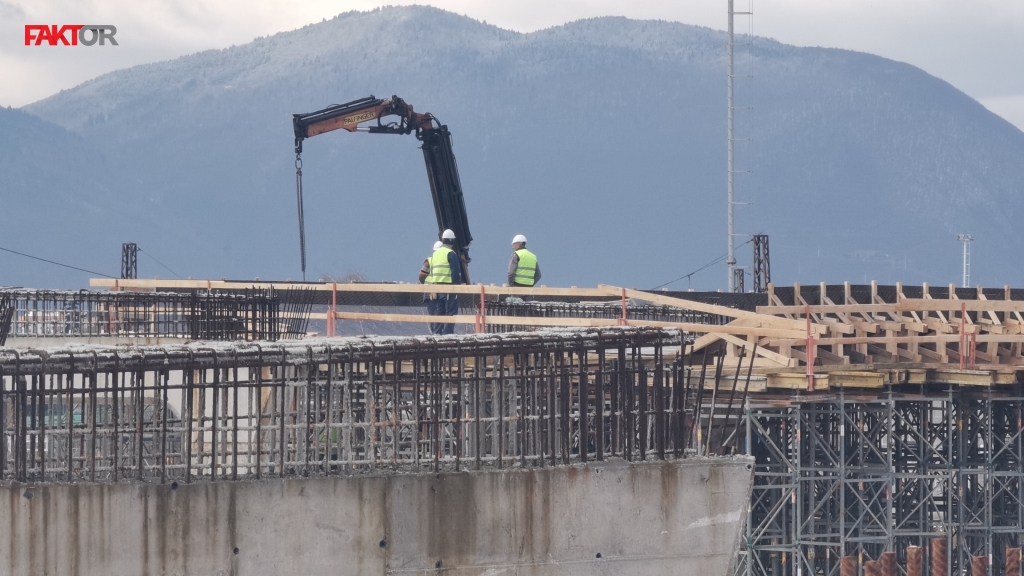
[24,25,118,46]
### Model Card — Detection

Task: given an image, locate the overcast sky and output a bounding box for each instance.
[2,0,1023,130]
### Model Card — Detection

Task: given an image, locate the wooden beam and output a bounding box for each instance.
[717,333,798,367]
[325,311,810,337]
[603,286,824,335]
[90,278,615,299]
[764,334,1024,347]
[758,299,1024,315]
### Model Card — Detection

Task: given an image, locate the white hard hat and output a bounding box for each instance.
[512,234,527,244]
[441,229,456,240]
[433,241,443,251]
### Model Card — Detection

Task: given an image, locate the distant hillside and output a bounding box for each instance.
[0,107,138,287]
[10,6,1024,289]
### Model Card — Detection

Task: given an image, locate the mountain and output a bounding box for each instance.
[0,106,140,287]
[9,6,1024,290]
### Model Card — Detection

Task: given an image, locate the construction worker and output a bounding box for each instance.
[419,240,444,334]
[508,234,540,287]
[423,229,462,335]
[419,241,443,284]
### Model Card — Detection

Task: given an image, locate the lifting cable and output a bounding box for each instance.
[295,147,307,281]
[650,236,756,291]
[0,245,115,278]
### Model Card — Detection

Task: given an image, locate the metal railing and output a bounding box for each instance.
[0,327,752,483]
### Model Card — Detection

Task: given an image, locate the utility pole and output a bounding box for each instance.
[957,234,973,288]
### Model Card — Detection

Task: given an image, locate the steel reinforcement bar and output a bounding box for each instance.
[0,288,283,341]
[0,327,724,484]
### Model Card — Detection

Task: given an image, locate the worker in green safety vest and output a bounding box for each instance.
[507,234,541,287]
[422,229,463,335]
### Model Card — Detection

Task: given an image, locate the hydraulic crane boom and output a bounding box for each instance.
[292,95,473,282]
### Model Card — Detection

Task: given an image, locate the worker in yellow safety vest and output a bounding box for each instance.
[419,240,443,284]
[422,229,462,334]
[507,234,540,287]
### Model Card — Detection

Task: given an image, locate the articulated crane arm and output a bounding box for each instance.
[292,95,473,282]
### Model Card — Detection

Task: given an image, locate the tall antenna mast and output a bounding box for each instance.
[957,234,973,288]
[727,0,752,291]
[727,0,736,291]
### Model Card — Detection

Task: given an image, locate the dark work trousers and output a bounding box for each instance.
[427,294,458,335]
[512,283,534,302]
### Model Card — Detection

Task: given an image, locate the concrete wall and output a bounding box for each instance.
[0,457,753,576]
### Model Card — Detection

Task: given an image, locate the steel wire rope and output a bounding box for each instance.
[0,245,115,278]
[137,247,183,279]
[649,236,756,291]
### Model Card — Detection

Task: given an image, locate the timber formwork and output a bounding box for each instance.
[738,383,1024,576]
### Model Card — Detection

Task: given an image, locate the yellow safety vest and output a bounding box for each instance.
[426,247,454,284]
[513,249,538,286]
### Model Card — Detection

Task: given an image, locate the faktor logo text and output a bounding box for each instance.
[24,25,118,46]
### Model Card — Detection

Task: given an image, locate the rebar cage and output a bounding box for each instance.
[0,288,283,341]
[0,328,748,484]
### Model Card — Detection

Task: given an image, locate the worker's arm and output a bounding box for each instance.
[507,253,519,286]
[447,251,464,285]
[418,259,429,284]
[534,261,541,284]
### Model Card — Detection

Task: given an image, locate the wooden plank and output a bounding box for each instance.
[90,278,615,298]
[815,347,850,366]
[605,286,824,335]
[899,299,1024,313]
[928,369,999,387]
[698,374,767,393]
[758,303,900,315]
[849,317,881,333]
[765,334,1024,347]
[895,346,923,363]
[827,371,885,389]
[717,333,798,368]
[757,299,1024,315]
[766,373,828,390]
[326,311,809,336]
[330,311,478,324]
[816,317,855,335]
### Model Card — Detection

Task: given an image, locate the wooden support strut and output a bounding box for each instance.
[475,284,486,333]
[960,301,966,370]
[806,304,815,391]
[328,282,337,337]
[618,288,628,326]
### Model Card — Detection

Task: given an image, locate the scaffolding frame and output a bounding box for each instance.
[741,386,1024,575]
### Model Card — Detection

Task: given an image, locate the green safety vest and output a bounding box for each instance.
[513,249,538,286]
[426,247,454,284]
